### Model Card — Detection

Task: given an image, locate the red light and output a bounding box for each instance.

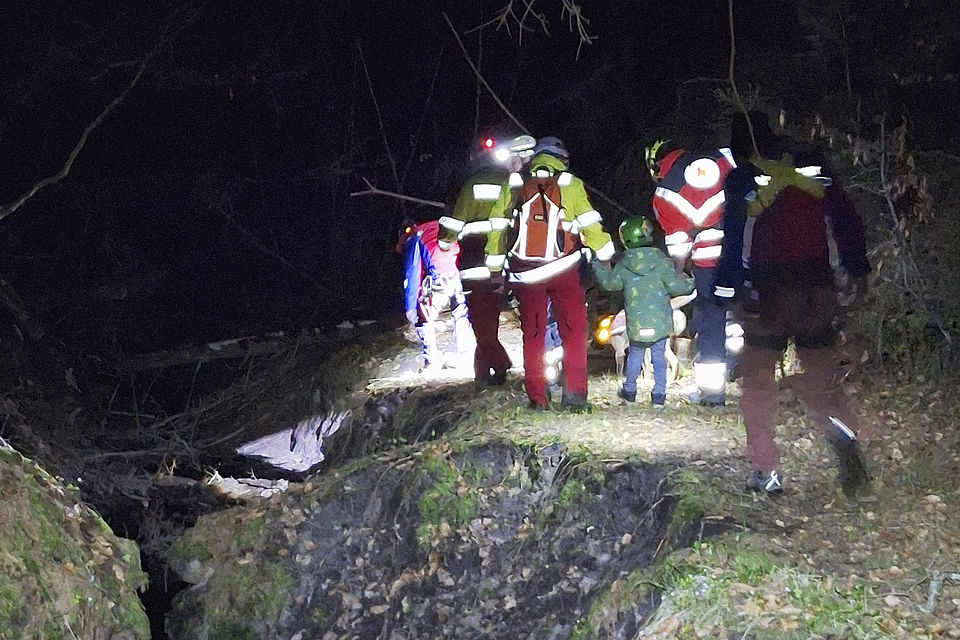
[482,137,495,149]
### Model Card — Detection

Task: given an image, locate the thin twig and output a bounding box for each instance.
[726,0,759,158]
[358,43,400,190]
[442,12,530,135]
[349,177,445,208]
[218,195,327,293]
[0,50,156,222]
[878,120,952,347]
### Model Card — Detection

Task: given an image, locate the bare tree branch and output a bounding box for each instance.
[0,50,155,223]
[350,177,445,208]
[442,12,531,136]
[217,195,328,293]
[358,43,400,191]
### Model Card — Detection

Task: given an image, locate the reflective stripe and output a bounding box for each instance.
[557,171,573,187]
[472,183,503,201]
[544,346,564,365]
[490,217,511,231]
[509,172,524,188]
[725,321,744,337]
[506,252,581,284]
[460,220,493,236]
[439,216,465,232]
[637,328,656,339]
[754,175,772,186]
[726,335,745,355]
[692,245,722,260]
[561,220,579,233]
[575,210,602,227]
[695,228,724,243]
[654,187,726,226]
[795,165,822,177]
[485,254,505,269]
[829,416,857,441]
[534,169,552,178]
[694,362,727,393]
[742,217,757,268]
[667,242,692,258]
[594,241,615,262]
[460,266,491,281]
[719,147,737,168]
[437,239,452,251]
[665,231,691,246]
[714,286,736,299]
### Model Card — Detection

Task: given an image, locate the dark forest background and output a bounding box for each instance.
[1,0,958,359]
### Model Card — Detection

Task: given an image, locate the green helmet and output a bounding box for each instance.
[619,217,654,249]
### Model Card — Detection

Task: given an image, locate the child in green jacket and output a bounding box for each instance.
[593,217,694,407]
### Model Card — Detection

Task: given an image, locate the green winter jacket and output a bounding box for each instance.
[593,247,694,343]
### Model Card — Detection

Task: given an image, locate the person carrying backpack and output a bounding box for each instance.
[715,110,871,496]
[484,136,615,411]
[439,134,536,384]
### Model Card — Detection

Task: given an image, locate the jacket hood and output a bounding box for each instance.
[618,247,661,275]
[527,152,569,174]
[657,149,686,178]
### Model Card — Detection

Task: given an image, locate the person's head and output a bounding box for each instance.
[471,133,536,171]
[619,216,655,249]
[532,135,570,166]
[645,140,687,181]
[730,110,779,163]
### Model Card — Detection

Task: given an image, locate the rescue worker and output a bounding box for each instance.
[649,142,737,406]
[484,136,615,411]
[715,110,871,496]
[396,217,471,371]
[439,134,536,384]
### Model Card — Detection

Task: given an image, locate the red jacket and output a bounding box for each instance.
[652,148,736,268]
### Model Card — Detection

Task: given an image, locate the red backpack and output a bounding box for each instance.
[510,175,579,263]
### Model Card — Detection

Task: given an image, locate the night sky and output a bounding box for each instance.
[0,1,955,352]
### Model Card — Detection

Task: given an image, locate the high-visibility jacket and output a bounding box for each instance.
[652,148,736,268]
[438,168,521,283]
[484,153,614,285]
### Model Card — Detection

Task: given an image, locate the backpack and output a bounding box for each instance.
[508,175,580,262]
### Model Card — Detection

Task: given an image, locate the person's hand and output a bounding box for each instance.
[405,307,418,327]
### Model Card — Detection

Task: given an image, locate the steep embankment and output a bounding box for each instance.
[165,322,960,639]
[0,442,150,639]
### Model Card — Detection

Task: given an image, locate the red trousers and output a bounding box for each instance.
[512,267,588,405]
[739,344,863,472]
[464,280,512,380]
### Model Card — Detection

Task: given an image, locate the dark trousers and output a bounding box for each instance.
[692,265,727,365]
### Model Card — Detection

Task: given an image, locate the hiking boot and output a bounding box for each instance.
[488,368,508,386]
[527,399,550,411]
[560,393,591,413]
[617,386,636,403]
[651,393,666,409]
[746,469,784,494]
[827,417,870,497]
[686,388,725,407]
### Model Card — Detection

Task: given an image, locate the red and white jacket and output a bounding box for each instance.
[652,148,736,268]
